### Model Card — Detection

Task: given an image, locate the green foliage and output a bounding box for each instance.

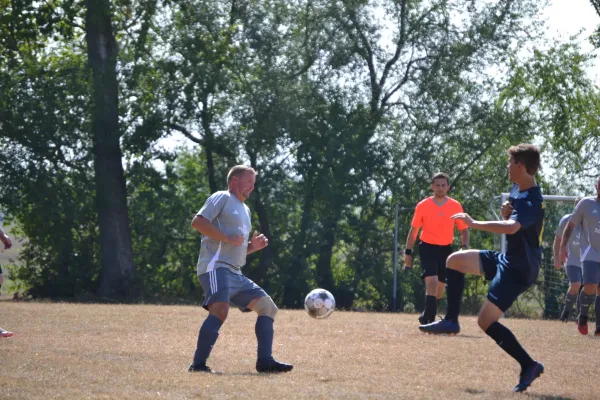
[1,0,600,314]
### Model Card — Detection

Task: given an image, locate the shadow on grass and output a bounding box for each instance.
[464,388,574,400]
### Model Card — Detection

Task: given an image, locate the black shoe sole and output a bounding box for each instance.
[256,365,294,373]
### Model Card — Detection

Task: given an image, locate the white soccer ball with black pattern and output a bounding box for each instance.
[304,288,335,319]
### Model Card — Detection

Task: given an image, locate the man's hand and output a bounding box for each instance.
[226,234,245,246]
[553,258,563,270]
[250,231,269,251]
[451,213,475,227]
[500,201,513,220]
[404,254,412,270]
[559,245,568,264]
[0,234,12,250]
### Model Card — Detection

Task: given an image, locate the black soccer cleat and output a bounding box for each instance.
[188,364,213,373]
[513,361,544,392]
[256,358,294,373]
[418,318,460,335]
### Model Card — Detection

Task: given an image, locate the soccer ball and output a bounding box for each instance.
[304,288,335,319]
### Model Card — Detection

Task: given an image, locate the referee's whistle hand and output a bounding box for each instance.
[403,255,412,269]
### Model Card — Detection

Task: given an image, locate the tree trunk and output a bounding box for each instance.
[85,0,136,298]
[246,153,273,284]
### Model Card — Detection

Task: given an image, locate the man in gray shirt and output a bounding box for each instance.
[553,203,581,322]
[560,176,600,336]
[188,165,293,373]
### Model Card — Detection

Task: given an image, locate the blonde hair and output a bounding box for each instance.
[227,165,257,184]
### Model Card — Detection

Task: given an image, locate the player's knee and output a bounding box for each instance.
[569,283,581,293]
[208,302,230,322]
[253,296,278,319]
[477,314,490,331]
[446,252,463,271]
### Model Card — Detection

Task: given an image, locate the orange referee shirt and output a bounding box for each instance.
[411,197,468,246]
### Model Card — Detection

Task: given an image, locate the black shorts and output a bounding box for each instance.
[418,241,453,283]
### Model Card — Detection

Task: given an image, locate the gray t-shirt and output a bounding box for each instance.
[570,197,600,263]
[556,213,581,267]
[196,190,251,275]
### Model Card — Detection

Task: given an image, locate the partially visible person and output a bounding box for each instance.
[404,172,469,325]
[553,200,582,322]
[0,226,14,338]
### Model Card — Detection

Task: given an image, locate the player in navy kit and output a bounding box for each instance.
[419,144,544,393]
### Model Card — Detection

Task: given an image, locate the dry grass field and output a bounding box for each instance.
[1,302,599,400]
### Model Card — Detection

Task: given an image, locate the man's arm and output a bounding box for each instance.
[452,213,521,235]
[460,228,470,248]
[560,221,575,262]
[403,225,419,268]
[553,234,563,269]
[0,226,12,249]
[191,215,243,246]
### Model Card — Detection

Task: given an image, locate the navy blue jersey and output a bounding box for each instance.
[506,184,545,284]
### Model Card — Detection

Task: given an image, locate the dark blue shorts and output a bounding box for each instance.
[198,267,267,312]
[479,250,533,313]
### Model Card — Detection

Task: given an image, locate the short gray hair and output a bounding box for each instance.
[227,165,257,184]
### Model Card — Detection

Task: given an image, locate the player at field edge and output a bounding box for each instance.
[419,144,544,393]
[553,199,583,322]
[188,165,292,373]
[560,176,600,336]
[404,172,470,325]
[0,225,14,338]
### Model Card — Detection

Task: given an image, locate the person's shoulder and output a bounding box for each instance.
[525,185,543,202]
[206,190,232,204]
[416,197,432,207]
[446,197,462,206]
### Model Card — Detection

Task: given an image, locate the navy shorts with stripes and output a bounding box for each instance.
[198,267,268,312]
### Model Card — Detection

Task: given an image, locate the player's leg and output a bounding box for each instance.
[419,250,484,334]
[419,242,441,324]
[435,246,452,316]
[560,265,582,322]
[481,273,543,392]
[189,268,231,372]
[232,276,293,373]
[577,261,600,335]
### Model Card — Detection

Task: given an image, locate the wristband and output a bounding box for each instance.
[404,248,412,255]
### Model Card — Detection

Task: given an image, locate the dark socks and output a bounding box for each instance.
[564,292,577,314]
[579,292,595,317]
[485,321,535,370]
[255,316,274,361]
[425,295,437,320]
[445,268,464,322]
[595,295,600,323]
[192,314,223,367]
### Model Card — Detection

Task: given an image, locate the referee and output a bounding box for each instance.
[404,172,469,325]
